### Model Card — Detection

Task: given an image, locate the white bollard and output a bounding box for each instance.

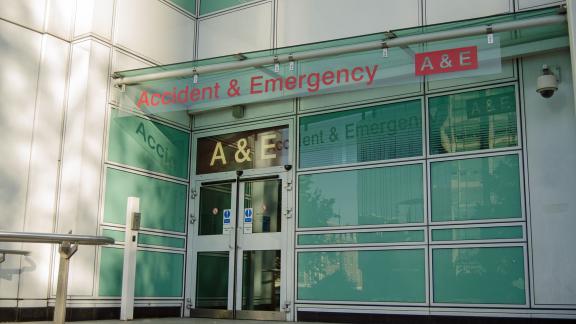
[120,197,140,321]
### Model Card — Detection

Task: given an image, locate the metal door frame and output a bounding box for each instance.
[186,169,294,321]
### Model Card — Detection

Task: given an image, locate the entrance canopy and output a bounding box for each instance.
[112,7,568,115]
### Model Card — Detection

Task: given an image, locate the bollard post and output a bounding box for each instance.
[53,241,78,324]
[120,197,140,320]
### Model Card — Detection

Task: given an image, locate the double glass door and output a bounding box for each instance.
[190,174,289,320]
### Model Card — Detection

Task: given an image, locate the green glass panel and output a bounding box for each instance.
[298,164,423,228]
[138,233,186,249]
[108,109,190,179]
[99,247,123,296]
[298,249,426,303]
[432,226,523,242]
[104,168,187,233]
[300,100,422,168]
[244,180,281,233]
[102,229,124,243]
[298,230,425,245]
[199,183,232,235]
[200,0,256,15]
[171,0,196,15]
[242,250,281,311]
[196,252,229,309]
[433,246,526,304]
[99,248,184,297]
[429,86,517,155]
[431,155,522,222]
[136,250,184,297]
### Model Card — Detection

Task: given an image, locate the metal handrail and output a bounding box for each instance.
[0,231,114,324]
[0,231,114,245]
[0,249,30,263]
[0,249,30,256]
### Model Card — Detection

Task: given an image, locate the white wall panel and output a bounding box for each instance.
[277,0,420,47]
[74,0,114,41]
[46,0,75,40]
[115,0,195,64]
[523,51,576,306]
[57,40,111,296]
[0,20,43,299]
[0,21,42,232]
[18,36,70,300]
[517,0,564,10]
[197,2,272,59]
[0,0,46,32]
[426,0,511,24]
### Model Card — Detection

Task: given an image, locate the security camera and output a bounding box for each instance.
[537,65,558,98]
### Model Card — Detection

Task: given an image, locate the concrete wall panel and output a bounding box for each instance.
[57,40,111,296]
[115,0,195,64]
[426,0,512,24]
[18,36,70,300]
[74,0,114,41]
[197,2,272,59]
[277,0,420,47]
[523,51,576,306]
[0,19,43,300]
[0,0,46,32]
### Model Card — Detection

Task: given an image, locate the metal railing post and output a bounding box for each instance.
[0,231,114,324]
[121,197,140,321]
[53,242,78,324]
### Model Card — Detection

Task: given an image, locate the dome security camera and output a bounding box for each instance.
[537,65,558,98]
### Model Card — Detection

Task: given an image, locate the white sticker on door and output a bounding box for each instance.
[243,208,253,234]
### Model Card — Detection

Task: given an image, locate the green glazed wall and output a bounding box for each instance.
[108,109,190,179]
[103,168,187,233]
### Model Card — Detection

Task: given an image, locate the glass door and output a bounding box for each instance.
[190,174,289,321]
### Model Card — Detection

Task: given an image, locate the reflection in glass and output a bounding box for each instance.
[244,180,282,233]
[433,247,525,304]
[431,226,523,242]
[196,252,229,309]
[199,184,232,235]
[242,250,281,311]
[431,155,522,222]
[429,86,517,155]
[298,230,425,245]
[300,100,422,168]
[298,164,423,228]
[298,249,425,303]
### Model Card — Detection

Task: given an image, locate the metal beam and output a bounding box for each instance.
[112,14,567,86]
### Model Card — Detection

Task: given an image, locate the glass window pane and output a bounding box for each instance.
[138,233,186,249]
[242,250,281,311]
[199,184,232,235]
[99,248,185,298]
[135,250,184,297]
[99,247,123,297]
[432,226,523,242]
[298,230,425,245]
[299,100,422,168]
[196,252,229,309]
[428,86,517,155]
[298,249,426,303]
[244,180,281,233]
[299,164,423,228]
[433,246,526,304]
[108,109,190,179]
[103,168,187,233]
[431,155,522,222]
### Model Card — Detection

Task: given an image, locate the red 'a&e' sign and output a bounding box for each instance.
[415,46,478,76]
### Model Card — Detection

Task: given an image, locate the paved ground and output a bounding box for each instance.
[2,318,327,324]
